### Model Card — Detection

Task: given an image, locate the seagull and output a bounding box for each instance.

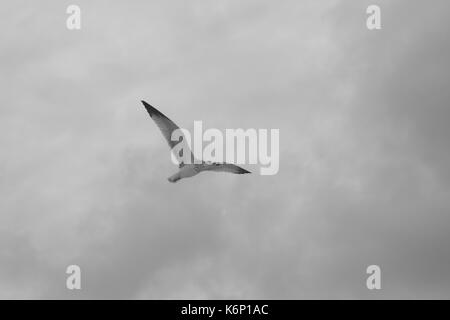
[141,100,251,183]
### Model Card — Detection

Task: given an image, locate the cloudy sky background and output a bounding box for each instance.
[1,0,450,299]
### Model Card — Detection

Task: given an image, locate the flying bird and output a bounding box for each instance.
[141,100,251,183]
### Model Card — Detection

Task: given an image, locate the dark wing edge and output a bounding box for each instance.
[217,163,252,174]
[141,100,194,165]
[141,100,181,149]
[231,164,251,174]
[141,100,170,121]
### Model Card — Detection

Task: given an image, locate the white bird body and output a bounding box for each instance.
[141,100,251,183]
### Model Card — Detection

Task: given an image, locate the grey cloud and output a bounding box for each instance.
[1,0,450,299]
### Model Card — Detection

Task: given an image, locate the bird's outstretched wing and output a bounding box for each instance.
[141,100,194,165]
[203,163,251,174]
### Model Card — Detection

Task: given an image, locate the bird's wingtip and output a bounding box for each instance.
[141,100,157,117]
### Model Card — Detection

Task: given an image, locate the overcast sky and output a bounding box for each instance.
[1,0,450,299]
